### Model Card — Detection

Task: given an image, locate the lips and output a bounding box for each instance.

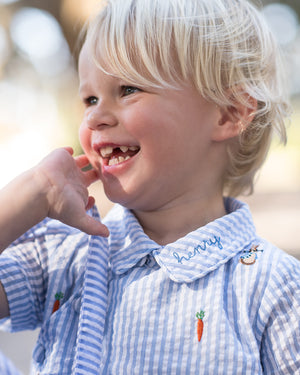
[98,145,140,166]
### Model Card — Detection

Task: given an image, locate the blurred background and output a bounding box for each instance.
[0,0,299,373]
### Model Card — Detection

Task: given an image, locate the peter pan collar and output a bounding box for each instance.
[105,198,257,283]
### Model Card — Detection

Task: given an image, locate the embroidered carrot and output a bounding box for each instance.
[196,311,205,342]
[52,292,64,313]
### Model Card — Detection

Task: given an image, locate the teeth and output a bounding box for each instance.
[108,158,118,166]
[108,156,125,166]
[108,155,133,166]
[120,146,139,153]
[100,145,139,157]
[100,146,113,158]
[100,145,139,158]
[120,146,129,153]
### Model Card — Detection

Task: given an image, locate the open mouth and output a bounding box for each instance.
[99,145,140,166]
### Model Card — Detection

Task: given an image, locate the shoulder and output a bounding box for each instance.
[238,236,300,285]
[262,239,300,299]
[4,216,90,278]
[254,241,300,372]
[241,238,300,314]
[10,216,90,252]
[10,216,85,244]
[258,238,300,280]
[229,236,300,311]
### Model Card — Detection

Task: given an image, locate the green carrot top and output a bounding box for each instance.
[196,311,205,320]
[55,292,64,300]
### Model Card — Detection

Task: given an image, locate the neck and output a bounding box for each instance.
[133,193,226,246]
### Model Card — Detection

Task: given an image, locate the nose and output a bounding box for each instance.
[86,101,118,130]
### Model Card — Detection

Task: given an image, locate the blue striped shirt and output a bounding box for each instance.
[0,198,300,374]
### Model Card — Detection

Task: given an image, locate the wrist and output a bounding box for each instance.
[0,167,50,252]
[30,166,53,220]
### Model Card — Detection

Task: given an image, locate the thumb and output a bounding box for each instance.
[78,214,110,237]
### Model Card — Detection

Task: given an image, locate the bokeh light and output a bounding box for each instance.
[10,7,71,76]
[263,3,299,45]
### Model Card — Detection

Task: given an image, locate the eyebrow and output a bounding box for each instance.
[78,83,88,96]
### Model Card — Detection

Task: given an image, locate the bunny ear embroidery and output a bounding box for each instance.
[239,244,263,265]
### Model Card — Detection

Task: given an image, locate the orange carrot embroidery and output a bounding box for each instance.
[196,311,205,342]
[52,292,64,314]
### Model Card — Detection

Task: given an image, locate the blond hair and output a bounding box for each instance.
[84,0,291,196]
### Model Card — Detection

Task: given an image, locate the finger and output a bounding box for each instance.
[75,155,91,169]
[63,147,74,156]
[78,215,110,237]
[85,196,95,211]
[83,169,100,186]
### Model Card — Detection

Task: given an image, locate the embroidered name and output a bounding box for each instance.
[173,236,223,264]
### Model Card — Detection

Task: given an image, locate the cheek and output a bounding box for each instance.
[78,123,91,154]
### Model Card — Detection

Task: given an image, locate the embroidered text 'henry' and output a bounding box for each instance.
[173,236,223,264]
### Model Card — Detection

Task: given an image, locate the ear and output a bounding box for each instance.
[212,95,257,142]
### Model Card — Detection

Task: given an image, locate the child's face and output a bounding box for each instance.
[79,46,223,211]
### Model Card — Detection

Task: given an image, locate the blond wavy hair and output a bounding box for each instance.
[84,0,291,196]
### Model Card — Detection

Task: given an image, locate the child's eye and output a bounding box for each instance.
[84,96,98,106]
[121,86,141,96]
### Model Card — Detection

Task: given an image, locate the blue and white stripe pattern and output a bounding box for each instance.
[0,208,108,374]
[74,233,108,374]
[100,198,300,374]
[0,198,300,374]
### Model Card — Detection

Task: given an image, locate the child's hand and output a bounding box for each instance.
[36,148,109,237]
